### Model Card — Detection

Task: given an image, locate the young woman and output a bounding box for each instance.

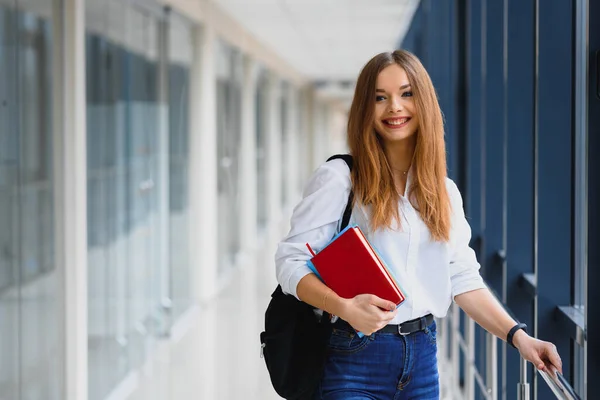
[275,50,561,400]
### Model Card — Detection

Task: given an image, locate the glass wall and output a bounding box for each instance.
[216,39,242,272]
[168,11,193,320]
[0,0,64,399]
[85,1,169,398]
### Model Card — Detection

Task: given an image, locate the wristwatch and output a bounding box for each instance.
[507,322,528,348]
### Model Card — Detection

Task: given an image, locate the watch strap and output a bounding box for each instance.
[507,322,528,348]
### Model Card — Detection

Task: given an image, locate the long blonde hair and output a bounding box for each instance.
[347,50,451,241]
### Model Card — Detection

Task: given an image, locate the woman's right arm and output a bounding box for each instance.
[275,160,397,335]
[296,273,398,335]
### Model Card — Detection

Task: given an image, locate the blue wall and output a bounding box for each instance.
[587,0,600,392]
[400,0,592,398]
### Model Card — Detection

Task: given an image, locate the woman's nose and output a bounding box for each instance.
[389,97,402,113]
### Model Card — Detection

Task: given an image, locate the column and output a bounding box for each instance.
[284,86,300,206]
[188,24,218,301]
[157,12,171,325]
[310,96,328,169]
[55,0,88,398]
[239,55,259,253]
[303,88,317,172]
[265,73,282,233]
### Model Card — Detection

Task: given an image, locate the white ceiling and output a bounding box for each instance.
[211,0,420,82]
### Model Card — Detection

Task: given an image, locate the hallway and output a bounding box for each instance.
[125,240,281,400]
[1,0,596,398]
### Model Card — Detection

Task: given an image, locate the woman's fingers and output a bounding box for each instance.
[545,344,563,374]
[349,294,400,334]
[367,294,397,311]
[530,351,546,371]
[522,340,564,375]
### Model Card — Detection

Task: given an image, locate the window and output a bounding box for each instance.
[216,39,243,271]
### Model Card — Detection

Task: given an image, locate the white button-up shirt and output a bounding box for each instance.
[275,158,487,324]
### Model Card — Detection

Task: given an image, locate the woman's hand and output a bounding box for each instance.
[513,330,563,374]
[340,294,398,335]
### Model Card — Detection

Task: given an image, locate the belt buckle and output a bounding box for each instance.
[398,325,411,336]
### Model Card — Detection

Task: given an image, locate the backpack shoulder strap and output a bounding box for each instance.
[326,154,353,171]
[326,154,354,231]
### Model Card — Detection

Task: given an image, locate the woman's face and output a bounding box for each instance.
[373,64,419,145]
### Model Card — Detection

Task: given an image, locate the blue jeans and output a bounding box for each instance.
[314,320,440,400]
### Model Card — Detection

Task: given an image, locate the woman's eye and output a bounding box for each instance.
[402,91,413,97]
[376,95,386,102]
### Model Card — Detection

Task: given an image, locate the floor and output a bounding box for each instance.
[125,240,282,400]
[122,229,457,400]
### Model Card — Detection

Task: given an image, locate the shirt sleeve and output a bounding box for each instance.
[275,160,351,299]
[447,179,487,299]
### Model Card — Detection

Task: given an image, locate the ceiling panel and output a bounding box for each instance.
[211,0,419,104]
[213,0,418,79]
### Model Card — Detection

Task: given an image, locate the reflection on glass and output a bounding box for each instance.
[0,1,63,399]
[216,40,242,273]
[85,1,168,398]
[168,12,193,320]
[255,71,268,234]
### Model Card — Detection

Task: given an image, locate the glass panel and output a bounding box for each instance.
[255,71,268,234]
[18,7,60,399]
[168,12,193,320]
[0,4,20,398]
[573,0,587,311]
[0,0,63,398]
[85,1,130,393]
[86,1,168,398]
[573,0,587,395]
[216,40,242,273]
[125,5,164,371]
[296,89,308,194]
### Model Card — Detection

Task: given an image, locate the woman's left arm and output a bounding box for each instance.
[447,180,562,374]
[454,288,563,374]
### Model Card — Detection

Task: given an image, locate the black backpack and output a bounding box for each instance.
[259,154,354,400]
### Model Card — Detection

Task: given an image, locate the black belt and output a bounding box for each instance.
[334,313,434,336]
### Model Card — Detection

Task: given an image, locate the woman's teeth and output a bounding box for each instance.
[386,118,408,126]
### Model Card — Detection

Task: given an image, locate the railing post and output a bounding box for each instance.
[451,304,461,395]
[486,333,498,400]
[465,316,476,399]
[518,358,530,400]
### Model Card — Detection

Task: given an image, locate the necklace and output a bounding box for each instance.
[392,168,409,176]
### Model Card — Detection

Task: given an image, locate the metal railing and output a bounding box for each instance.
[438,300,581,400]
[438,305,498,400]
[538,367,582,400]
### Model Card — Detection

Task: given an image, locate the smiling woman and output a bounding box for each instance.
[274,49,563,400]
[374,69,418,143]
[347,50,450,240]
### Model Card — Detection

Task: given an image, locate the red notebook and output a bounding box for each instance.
[306,225,406,306]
